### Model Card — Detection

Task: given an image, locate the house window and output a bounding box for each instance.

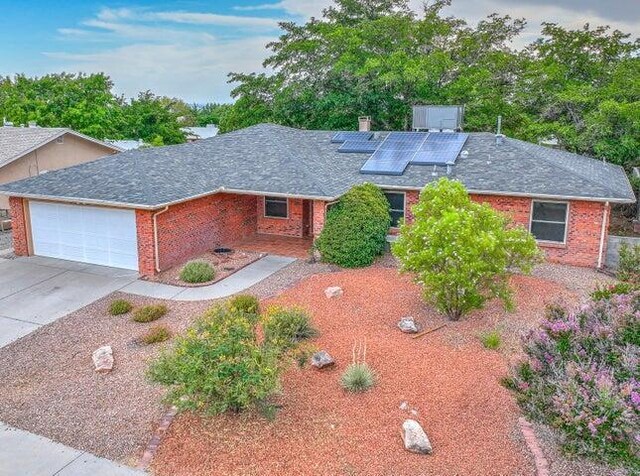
[530,201,568,243]
[384,191,405,227]
[264,196,288,218]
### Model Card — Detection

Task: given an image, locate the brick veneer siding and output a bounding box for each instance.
[9,196,29,256]
[256,196,305,237]
[312,200,327,237]
[403,190,609,268]
[137,193,258,275]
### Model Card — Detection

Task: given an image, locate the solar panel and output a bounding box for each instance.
[331,131,374,143]
[338,139,382,153]
[411,133,468,165]
[360,150,412,176]
[379,132,428,151]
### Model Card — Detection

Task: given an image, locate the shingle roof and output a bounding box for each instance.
[0,123,634,208]
[0,126,121,169]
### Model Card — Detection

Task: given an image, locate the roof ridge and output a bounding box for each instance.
[505,137,623,198]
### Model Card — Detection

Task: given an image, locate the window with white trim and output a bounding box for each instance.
[384,191,405,227]
[530,201,568,243]
[264,196,288,218]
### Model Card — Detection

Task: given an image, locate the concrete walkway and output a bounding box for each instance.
[0,423,143,475]
[120,255,296,301]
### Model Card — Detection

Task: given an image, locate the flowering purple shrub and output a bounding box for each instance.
[505,293,640,468]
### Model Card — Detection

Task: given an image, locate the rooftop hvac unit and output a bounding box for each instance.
[412,105,464,131]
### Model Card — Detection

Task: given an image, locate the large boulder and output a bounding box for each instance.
[402,419,432,454]
[324,286,343,298]
[311,350,335,369]
[397,317,420,334]
[92,345,114,373]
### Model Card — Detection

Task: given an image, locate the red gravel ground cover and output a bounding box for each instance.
[152,267,575,476]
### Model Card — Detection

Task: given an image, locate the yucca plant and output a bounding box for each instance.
[341,340,376,393]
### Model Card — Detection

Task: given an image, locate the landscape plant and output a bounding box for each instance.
[392,178,541,320]
[180,261,215,284]
[228,294,260,315]
[617,242,640,284]
[479,328,502,350]
[108,298,132,316]
[140,325,171,345]
[262,306,318,350]
[148,302,317,415]
[315,183,391,267]
[504,295,640,469]
[341,340,376,393]
[133,304,168,323]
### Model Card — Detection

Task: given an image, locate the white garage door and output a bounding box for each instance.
[29,201,139,270]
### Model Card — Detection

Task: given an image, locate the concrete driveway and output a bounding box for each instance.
[0,256,138,348]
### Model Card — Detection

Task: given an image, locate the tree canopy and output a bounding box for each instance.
[220,0,639,170]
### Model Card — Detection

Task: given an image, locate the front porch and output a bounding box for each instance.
[234,233,314,259]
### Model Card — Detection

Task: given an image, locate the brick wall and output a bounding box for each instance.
[9,196,29,256]
[137,193,258,275]
[403,190,609,268]
[312,200,327,237]
[256,196,304,237]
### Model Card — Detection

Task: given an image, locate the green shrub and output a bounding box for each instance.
[315,183,391,267]
[392,178,542,320]
[617,242,640,284]
[263,306,317,350]
[180,261,215,283]
[479,329,502,350]
[591,282,637,301]
[133,304,168,323]
[341,363,376,392]
[140,325,171,345]
[109,299,132,316]
[147,305,282,414]
[228,294,260,315]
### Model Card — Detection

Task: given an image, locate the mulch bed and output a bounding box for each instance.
[150,267,580,476]
[143,250,263,287]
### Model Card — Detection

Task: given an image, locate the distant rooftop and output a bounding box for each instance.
[181,124,219,140]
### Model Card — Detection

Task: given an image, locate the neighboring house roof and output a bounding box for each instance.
[0,123,634,209]
[105,139,145,151]
[0,126,122,169]
[181,125,219,140]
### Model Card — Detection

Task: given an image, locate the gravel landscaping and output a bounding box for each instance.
[143,249,263,286]
[150,266,584,475]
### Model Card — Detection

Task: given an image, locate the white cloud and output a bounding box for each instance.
[146,11,281,28]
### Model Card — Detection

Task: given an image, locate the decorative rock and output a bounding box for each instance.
[311,350,335,369]
[402,419,432,454]
[92,345,114,373]
[324,286,343,298]
[399,401,409,411]
[397,316,420,334]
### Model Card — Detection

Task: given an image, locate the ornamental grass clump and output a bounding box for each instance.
[140,325,171,345]
[479,328,502,350]
[341,340,376,393]
[504,294,640,469]
[108,299,132,316]
[263,306,318,350]
[133,304,168,323]
[180,261,215,283]
[228,294,260,315]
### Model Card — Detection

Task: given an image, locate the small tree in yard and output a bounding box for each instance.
[392,178,541,320]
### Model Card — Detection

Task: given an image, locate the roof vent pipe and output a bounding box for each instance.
[495,115,505,145]
[358,116,371,132]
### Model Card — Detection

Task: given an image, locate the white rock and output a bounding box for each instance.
[397,316,420,333]
[399,401,409,411]
[92,345,114,373]
[324,286,343,298]
[402,419,432,454]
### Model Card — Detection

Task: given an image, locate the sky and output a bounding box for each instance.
[0,0,638,104]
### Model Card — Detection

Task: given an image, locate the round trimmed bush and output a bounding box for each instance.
[133,304,168,323]
[315,183,391,268]
[180,261,215,283]
[109,299,133,316]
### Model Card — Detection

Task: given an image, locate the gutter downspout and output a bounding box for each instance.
[597,201,610,269]
[152,206,169,273]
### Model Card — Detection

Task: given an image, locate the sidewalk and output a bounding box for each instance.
[119,255,296,301]
[0,422,144,476]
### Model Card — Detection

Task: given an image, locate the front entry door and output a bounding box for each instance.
[302,200,313,237]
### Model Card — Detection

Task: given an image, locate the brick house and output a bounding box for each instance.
[0,123,634,275]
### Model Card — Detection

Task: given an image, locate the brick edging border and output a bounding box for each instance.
[137,406,179,470]
[518,417,550,476]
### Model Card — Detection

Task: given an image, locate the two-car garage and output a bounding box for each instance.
[28,201,139,270]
